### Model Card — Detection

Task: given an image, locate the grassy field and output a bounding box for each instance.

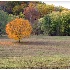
[0,35,70,69]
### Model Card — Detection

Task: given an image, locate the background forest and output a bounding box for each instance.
[0,1,70,36]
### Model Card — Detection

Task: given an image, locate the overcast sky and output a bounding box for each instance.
[43,1,70,9]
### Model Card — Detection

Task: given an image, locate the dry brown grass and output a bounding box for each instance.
[0,35,70,69]
[0,35,70,57]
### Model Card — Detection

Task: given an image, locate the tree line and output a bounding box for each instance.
[0,1,70,36]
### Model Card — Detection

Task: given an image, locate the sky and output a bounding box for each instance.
[1,0,70,9]
[42,1,70,9]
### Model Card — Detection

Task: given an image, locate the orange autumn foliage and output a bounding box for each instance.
[6,18,32,41]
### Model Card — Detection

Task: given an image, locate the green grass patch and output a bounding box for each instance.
[0,55,70,69]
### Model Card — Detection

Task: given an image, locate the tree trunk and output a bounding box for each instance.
[18,39,20,43]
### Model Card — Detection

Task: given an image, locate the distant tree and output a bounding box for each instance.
[32,19,44,35]
[40,11,61,35]
[49,11,61,36]
[24,2,40,24]
[36,3,54,17]
[41,15,51,35]
[5,1,21,14]
[8,14,18,22]
[19,12,25,18]
[5,1,28,14]
[0,10,8,34]
[54,6,68,12]
[6,18,32,43]
[12,5,24,15]
[61,10,70,35]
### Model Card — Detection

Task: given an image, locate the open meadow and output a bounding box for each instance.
[0,35,70,69]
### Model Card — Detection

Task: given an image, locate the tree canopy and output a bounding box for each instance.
[6,18,32,42]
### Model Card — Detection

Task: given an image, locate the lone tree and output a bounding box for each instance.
[6,18,32,43]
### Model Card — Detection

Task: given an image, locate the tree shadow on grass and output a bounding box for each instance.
[13,41,59,46]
